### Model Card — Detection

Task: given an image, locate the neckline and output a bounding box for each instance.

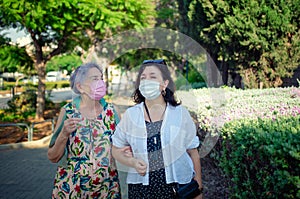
[74,96,108,110]
[145,120,163,124]
[72,96,108,120]
[144,102,167,123]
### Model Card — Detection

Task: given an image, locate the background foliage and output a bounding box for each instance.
[0,0,156,119]
[45,53,82,74]
[177,86,300,198]
[219,116,300,198]
[183,0,300,88]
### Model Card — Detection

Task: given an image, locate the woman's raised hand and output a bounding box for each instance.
[62,118,82,137]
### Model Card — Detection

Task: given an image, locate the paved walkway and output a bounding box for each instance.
[0,98,133,199]
[0,146,57,199]
[0,142,129,199]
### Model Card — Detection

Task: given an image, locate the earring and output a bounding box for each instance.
[161,89,166,96]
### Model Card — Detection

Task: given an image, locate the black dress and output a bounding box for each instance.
[128,120,176,199]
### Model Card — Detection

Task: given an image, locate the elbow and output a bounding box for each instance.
[111,145,118,159]
[47,148,61,163]
[112,145,126,162]
[187,148,200,158]
[48,157,59,163]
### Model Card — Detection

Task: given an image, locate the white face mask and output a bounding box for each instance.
[139,80,161,100]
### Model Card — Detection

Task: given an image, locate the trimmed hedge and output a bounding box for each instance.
[219,116,300,198]
[2,80,70,91]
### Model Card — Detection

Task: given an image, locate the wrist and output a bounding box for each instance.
[129,157,137,168]
[199,187,203,194]
[59,132,69,140]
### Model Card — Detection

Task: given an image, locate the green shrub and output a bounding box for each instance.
[1,80,70,91]
[0,111,28,122]
[59,81,70,88]
[7,89,56,114]
[7,90,37,113]
[1,81,15,90]
[219,116,300,198]
[46,80,70,89]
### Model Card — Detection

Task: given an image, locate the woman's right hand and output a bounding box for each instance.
[62,118,82,138]
[132,158,147,176]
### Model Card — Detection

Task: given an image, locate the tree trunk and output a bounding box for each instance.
[177,0,192,36]
[206,52,223,87]
[221,61,229,86]
[35,62,46,120]
[233,72,243,89]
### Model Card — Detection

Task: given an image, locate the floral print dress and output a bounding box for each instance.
[51,101,121,199]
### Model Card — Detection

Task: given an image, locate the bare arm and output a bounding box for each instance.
[187,148,203,190]
[112,145,147,176]
[47,108,81,163]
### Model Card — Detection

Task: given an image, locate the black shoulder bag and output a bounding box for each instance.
[173,179,202,199]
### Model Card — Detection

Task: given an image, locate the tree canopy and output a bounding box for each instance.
[0,33,33,74]
[45,53,82,74]
[172,0,300,88]
[0,0,155,119]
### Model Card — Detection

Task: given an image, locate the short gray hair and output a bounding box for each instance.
[70,62,103,94]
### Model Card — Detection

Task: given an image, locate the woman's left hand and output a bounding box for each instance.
[193,177,203,199]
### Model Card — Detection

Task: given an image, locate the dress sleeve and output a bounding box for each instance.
[49,108,66,148]
[112,105,120,124]
[48,103,72,168]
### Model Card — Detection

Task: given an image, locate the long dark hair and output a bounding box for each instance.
[132,62,181,106]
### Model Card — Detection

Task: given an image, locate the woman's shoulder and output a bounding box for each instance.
[168,103,183,110]
[168,104,191,115]
[122,103,142,115]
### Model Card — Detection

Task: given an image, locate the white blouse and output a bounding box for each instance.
[111,102,199,185]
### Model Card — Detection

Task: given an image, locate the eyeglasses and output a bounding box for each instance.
[142,59,167,65]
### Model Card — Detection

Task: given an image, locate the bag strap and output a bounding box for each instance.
[144,103,152,122]
[49,110,66,147]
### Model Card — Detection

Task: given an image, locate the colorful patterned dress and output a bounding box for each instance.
[51,101,121,199]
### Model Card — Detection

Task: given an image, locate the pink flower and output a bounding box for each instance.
[93,177,100,185]
[74,136,80,144]
[94,146,103,154]
[106,110,113,117]
[110,123,115,131]
[75,185,81,193]
[92,192,99,198]
[110,170,117,177]
[93,129,98,137]
[59,168,66,176]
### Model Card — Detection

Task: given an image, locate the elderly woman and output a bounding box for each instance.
[48,62,121,198]
[112,59,203,199]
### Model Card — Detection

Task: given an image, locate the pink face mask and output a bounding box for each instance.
[88,80,107,100]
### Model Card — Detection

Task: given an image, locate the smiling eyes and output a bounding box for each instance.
[141,75,157,80]
[92,77,102,81]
